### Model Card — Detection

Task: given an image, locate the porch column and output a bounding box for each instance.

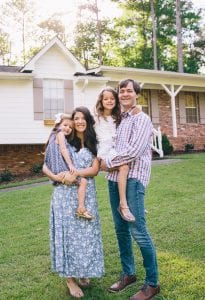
[161,84,183,137]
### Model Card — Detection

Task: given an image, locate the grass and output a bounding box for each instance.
[0,176,48,190]
[0,153,205,300]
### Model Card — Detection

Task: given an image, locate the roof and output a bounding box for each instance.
[0,66,23,73]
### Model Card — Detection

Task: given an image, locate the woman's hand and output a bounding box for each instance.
[62,171,77,185]
[55,172,66,182]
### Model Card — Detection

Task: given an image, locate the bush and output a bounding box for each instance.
[30,163,43,174]
[185,143,194,153]
[162,134,173,155]
[0,169,14,182]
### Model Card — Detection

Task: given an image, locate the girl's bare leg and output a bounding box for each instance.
[76,178,94,220]
[67,277,84,298]
[118,164,135,222]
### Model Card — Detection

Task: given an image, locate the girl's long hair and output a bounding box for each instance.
[45,114,73,149]
[95,87,121,126]
[69,106,98,156]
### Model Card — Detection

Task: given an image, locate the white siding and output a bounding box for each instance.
[34,46,76,79]
[0,80,51,144]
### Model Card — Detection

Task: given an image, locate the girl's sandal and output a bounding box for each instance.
[75,209,94,220]
[79,278,90,287]
[118,206,135,223]
[67,279,84,298]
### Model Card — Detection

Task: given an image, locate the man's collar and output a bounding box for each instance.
[121,106,136,118]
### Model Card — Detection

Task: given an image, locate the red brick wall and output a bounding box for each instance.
[157,90,205,151]
[0,144,44,175]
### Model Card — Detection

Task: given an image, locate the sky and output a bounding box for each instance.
[0,0,204,63]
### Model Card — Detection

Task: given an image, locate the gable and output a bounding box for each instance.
[34,45,78,78]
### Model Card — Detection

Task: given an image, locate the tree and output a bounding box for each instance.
[176,0,184,72]
[38,13,67,45]
[2,0,36,64]
[0,30,10,64]
[111,0,204,73]
[150,0,158,69]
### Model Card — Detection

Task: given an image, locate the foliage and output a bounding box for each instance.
[0,0,204,73]
[30,163,43,174]
[38,14,67,45]
[0,169,14,182]
[185,143,194,152]
[0,30,10,64]
[0,154,205,299]
[162,133,173,155]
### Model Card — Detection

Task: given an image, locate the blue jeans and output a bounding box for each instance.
[108,179,158,286]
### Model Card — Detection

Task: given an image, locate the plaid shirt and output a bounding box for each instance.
[106,109,153,187]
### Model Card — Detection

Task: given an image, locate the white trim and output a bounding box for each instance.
[0,73,33,79]
[161,84,183,137]
[21,37,86,73]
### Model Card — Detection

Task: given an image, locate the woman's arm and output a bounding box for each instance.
[63,158,100,185]
[76,157,100,177]
[42,164,65,182]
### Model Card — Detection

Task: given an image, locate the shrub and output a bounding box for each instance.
[162,134,173,155]
[0,169,14,182]
[30,163,43,174]
[185,143,194,153]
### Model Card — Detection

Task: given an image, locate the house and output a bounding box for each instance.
[0,37,205,174]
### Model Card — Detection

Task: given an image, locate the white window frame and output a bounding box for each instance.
[43,79,64,121]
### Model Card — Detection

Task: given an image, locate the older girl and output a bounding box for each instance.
[95,87,141,222]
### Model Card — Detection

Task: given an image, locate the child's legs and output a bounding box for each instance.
[118,164,129,207]
[77,178,87,209]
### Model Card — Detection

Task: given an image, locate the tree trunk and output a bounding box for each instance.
[176,0,184,72]
[95,0,102,65]
[150,0,157,70]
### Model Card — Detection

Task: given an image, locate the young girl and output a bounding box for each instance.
[45,113,94,220]
[94,87,142,222]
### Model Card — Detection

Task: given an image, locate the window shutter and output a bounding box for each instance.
[64,80,74,115]
[179,92,186,124]
[150,90,159,124]
[199,92,205,124]
[33,79,43,120]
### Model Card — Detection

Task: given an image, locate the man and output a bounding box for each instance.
[101,79,160,300]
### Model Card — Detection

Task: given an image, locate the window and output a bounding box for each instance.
[43,79,64,120]
[138,90,150,115]
[185,92,198,123]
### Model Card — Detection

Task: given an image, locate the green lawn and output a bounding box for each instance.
[0,153,205,300]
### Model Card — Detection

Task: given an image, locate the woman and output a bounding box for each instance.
[43,106,104,298]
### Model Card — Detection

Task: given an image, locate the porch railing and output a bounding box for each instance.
[151,127,164,158]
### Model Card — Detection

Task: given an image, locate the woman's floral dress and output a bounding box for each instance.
[45,145,104,278]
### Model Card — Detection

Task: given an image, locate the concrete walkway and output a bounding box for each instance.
[0,159,181,193]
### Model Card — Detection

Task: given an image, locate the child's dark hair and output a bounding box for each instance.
[69,106,98,156]
[95,87,121,126]
[45,114,73,149]
[117,79,141,95]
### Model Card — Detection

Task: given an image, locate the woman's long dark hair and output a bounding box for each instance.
[69,106,98,156]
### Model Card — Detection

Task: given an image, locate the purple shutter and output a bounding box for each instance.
[64,80,74,115]
[33,79,43,120]
[199,92,205,124]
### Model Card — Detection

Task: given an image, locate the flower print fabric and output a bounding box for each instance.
[49,146,104,278]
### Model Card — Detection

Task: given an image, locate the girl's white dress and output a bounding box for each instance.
[95,116,117,160]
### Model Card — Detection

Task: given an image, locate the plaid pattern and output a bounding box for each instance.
[106,110,153,187]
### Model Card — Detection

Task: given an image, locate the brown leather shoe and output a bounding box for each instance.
[108,274,137,293]
[130,284,160,300]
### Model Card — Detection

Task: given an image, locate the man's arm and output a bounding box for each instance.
[106,115,153,168]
